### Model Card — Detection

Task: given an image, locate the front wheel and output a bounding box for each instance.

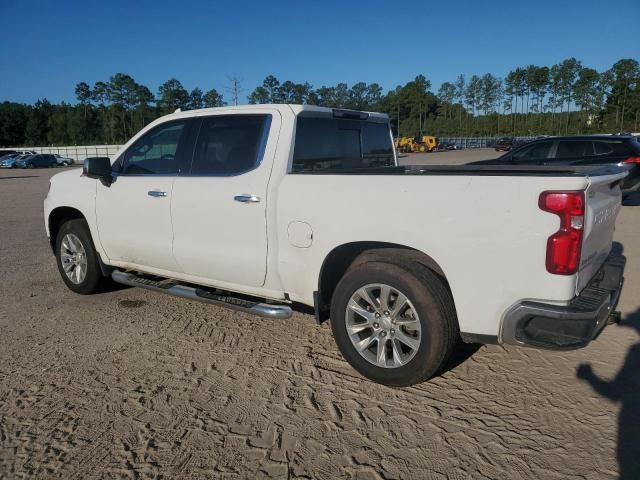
[330,259,458,386]
[55,219,107,294]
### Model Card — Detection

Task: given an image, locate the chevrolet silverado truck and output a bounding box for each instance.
[44,105,627,386]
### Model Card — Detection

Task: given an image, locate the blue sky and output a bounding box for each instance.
[1,0,638,104]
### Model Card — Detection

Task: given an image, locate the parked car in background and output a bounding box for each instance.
[434,142,457,151]
[0,150,36,160]
[0,154,21,168]
[53,154,74,166]
[1,153,35,168]
[17,154,58,168]
[494,137,514,151]
[471,135,640,197]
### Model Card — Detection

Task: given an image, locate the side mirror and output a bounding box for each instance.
[83,157,111,178]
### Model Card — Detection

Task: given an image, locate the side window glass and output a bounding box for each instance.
[594,141,630,156]
[120,121,186,175]
[593,142,613,156]
[361,123,395,167]
[190,115,270,176]
[512,142,552,162]
[556,141,591,159]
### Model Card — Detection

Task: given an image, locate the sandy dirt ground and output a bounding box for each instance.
[1,149,639,479]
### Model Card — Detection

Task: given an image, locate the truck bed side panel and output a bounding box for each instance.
[276,174,592,337]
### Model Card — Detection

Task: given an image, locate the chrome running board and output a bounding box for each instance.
[111,270,292,319]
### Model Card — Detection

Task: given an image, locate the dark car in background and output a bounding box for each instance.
[471,135,640,197]
[434,141,457,151]
[17,154,58,169]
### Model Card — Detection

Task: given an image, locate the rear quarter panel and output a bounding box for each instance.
[276,173,591,336]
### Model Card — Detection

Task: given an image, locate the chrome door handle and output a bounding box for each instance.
[234,194,261,203]
[148,190,167,197]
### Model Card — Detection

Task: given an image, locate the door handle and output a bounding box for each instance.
[148,190,167,197]
[234,194,261,203]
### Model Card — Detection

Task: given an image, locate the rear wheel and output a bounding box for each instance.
[55,219,107,294]
[330,259,458,386]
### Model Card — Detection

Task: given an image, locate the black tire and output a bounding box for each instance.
[330,258,458,386]
[55,219,106,294]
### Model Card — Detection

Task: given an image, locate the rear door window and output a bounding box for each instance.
[593,140,632,156]
[292,117,394,172]
[555,141,593,159]
[189,115,271,176]
[511,141,553,162]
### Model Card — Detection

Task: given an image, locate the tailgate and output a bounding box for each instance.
[576,172,626,293]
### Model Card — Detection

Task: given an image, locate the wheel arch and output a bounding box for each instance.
[48,206,112,276]
[315,241,450,324]
[48,206,85,251]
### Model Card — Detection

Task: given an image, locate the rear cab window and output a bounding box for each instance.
[291,112,395,173]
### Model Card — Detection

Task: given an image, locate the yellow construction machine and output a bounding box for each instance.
[396,135,438,153]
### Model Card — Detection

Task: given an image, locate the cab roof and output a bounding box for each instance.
[165,104,389,123]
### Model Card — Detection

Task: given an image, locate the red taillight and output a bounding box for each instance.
[623,156,640,164]
[539,191,585,275]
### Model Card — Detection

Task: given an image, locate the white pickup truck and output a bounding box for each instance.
[44,105,627,386]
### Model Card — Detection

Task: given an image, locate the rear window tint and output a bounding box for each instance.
[292,118,394,172]
[556,141,592,158]
[593,141,632,156]
[512,141,553,162]
[191,115,270,176]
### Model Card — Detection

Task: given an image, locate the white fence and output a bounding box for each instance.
[10,145,123,164]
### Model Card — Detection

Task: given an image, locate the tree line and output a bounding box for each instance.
[0,57,638,147]
[0,75,224,146]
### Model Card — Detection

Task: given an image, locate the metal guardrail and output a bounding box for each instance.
[7,145,123,164]
[437,136,537,149]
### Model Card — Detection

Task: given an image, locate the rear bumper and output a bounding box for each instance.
[501,253,626,350]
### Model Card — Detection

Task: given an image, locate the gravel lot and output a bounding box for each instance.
[1,149,639,479]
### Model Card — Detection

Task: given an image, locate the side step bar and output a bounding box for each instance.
[111,270,292,319]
